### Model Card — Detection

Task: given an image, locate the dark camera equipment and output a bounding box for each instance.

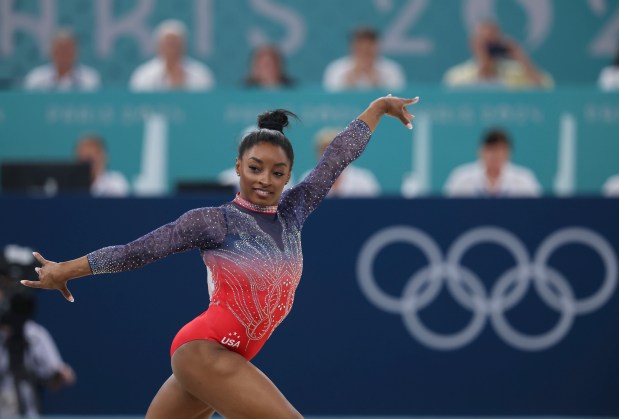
[486,41,511,58]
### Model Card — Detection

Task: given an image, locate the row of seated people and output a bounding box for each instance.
[21,20,619,92]
[72,129,619,199]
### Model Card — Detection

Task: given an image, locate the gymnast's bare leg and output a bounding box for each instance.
[146,340,302,419]
[146,374,216,419]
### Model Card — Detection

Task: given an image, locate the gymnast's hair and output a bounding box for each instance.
[238,109,297,170]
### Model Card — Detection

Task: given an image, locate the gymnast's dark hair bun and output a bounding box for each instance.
[257,109,298,133]
[238,109,299,170]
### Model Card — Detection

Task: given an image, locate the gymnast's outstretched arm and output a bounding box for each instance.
[21,207,226,302]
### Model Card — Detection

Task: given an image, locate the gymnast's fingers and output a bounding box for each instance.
[401,97,419,129]
[397,112,413,129]
[60,285,75,303]
[397,103,415,129]
[405,96,420,105]
[33,252,49,266]
[21,280,45,289]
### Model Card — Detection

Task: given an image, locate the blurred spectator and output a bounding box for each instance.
[602,174,619,196]
[129,20,214,91]
[598,47,619,91]
[23,29,100,91]
[0,245,75,417]
[301,127,380,197]
[244,45,295,88]
[443,21,553,90]
[444,128,541,197]
[323,27,405,92]
[76,135,130,197]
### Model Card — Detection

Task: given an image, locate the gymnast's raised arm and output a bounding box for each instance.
[281,94,419,225]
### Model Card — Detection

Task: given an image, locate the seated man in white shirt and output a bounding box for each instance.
[75,135,130,197]
[322,27,406,92]
[23,29,100,91]
[129,20,215,91]
[301,127,381,197]
[444,129,541,197]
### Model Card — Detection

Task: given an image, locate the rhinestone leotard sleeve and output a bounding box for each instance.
[280,119,372,225]
[86,207,226,274]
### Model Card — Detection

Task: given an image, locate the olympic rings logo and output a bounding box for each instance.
[356,226,618,351]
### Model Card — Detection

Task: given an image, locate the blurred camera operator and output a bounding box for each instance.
[0,245,75,417]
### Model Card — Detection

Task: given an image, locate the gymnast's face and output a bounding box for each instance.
[236,142,291,207]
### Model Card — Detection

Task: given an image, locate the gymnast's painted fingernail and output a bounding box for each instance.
[407,123,413,129]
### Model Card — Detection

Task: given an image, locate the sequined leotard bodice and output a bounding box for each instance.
[87,120,372,359]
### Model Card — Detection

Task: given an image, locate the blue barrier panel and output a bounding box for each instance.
[0,197,618,415]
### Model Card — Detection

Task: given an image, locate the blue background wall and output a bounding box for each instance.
[1,197,618,415]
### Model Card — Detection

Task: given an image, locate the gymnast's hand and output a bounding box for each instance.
[21,252,90,302]
[358,94,420,132]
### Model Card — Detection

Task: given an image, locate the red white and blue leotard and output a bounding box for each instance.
[86,119,372,360]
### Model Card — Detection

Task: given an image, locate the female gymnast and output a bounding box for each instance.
[22,94,418,418]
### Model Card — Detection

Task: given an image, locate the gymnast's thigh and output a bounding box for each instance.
[172,340,302,418]
[146,374,215,419]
